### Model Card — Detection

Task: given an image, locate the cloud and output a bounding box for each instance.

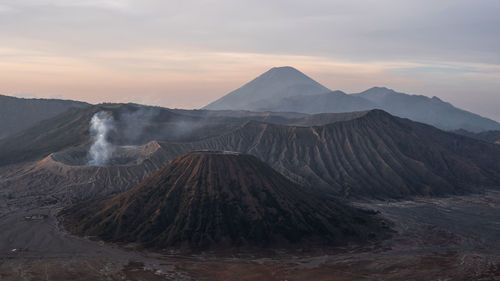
[0,0,499,121]
[0,4,13,13]
[1,0,499,63]
[3,0,132,11]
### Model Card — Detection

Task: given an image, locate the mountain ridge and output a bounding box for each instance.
[2,100,499,200]
[203,67,500,132]
[0,103,371,166]
[354,87,500,132]
[0,94,90,139]
[165,109,500,199]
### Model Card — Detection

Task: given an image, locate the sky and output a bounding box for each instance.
[1,0,499,121]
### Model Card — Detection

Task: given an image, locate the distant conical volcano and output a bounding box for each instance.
[62,151,386,250]
[203,67,500,132]
[204,66,331,110]
[203,66,375,113]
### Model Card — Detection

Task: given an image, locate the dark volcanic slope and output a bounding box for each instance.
[0,103,367,166]
[0,104,202,166]
[62,152,384,250]
[0,94,89,139]
[170,108,370,127]
[0,141,177,207]
[0,106,98,166]
[169,110,500,199]
[5,103,500,200]
[453,129,500,145]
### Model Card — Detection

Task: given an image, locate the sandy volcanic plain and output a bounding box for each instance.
[1,152,499,281]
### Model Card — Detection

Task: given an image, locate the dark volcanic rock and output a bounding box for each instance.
[170,110,500,199]
[453,129,500,145]
[0,141,177,206]
[0,102,368,166]
[5,104,500,201]
[62,151,385,250]
[0,94,89,139]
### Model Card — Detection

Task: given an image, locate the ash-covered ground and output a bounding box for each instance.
[1,183,499,280]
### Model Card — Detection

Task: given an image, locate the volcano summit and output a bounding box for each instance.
[62,151,386,250]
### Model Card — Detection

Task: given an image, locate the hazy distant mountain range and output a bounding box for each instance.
[204,66,500,132]
[352,87,500,133]
[2,66,499,138]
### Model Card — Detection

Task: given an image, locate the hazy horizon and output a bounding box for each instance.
[1,0,499,121]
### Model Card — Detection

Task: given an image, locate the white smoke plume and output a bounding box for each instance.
[87,111,115,166]
[119,107,159,143]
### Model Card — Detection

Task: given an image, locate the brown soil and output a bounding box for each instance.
[62,151,386,250]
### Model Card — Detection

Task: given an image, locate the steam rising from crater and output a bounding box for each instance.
[87,111,115,166]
